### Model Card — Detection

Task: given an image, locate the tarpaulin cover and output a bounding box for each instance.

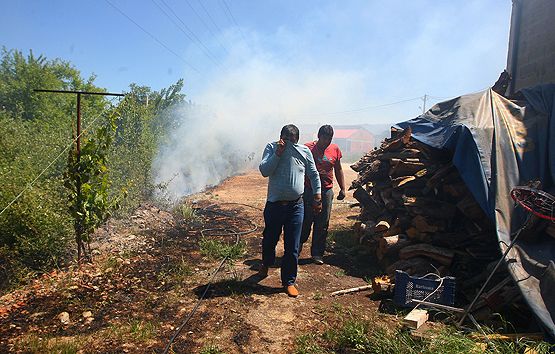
[394,85,555,337]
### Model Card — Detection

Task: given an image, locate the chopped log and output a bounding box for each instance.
[412,215,439,233]
[405,203,456,220]
[399,244,454,266]
[405,227,421,240]
[403,309,428,329]
[350,160,389,189]
[390,160,426,177]
[391,176,415,188]
[430,232,475,248]
[377,149,422,161]
[352,187,381,216]
[375,220,391,233]
[423,163,455,193]
[381,127,412,152]
[456,195,486,220]
[380,189,396,209]
[386,257,435,276]
[378,234,411,256]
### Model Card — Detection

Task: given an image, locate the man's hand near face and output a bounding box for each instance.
[276,139,286,157]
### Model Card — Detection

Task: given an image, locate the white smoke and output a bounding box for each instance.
[151,36,366,200]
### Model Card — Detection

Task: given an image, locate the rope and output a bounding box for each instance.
[162,202,260,353]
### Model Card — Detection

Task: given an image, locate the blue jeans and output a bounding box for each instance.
[262,198,304,286]
[300,187,334,258]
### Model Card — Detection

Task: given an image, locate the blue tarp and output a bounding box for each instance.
[395,85,555,337]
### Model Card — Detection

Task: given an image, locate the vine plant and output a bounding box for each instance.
[64,108,124,262]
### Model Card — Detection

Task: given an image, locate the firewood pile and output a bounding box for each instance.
[350,127,501,291]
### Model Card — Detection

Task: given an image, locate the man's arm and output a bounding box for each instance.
[259,143,280,177]
[305,148,322,212]
[334,160,346,200]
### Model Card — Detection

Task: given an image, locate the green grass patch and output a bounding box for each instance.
[199,343,226,354]
[108,319,157,342]
[176,202,200,223]
[158,256,193,284]
[16,334,81,354]
[295,310,554,354]
[200,239,247,260]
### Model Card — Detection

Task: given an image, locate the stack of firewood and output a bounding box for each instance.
[350,127,500,285]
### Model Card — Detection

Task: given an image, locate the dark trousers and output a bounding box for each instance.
[262,199,304,286]
[300,187,334,258]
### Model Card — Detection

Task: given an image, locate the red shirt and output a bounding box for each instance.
[305,141,342,190]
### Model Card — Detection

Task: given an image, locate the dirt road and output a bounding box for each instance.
[183,164,381,353]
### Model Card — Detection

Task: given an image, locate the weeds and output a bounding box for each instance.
[158,256,193,284]
[295,334,328,354]
[312,291,324,300]
[199,343,226,354]
[17,334,81,354]
[200,239,247,261]
[295,307,554,354]
[108,319,157,342]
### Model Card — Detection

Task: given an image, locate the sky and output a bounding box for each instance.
[1,0,513,126]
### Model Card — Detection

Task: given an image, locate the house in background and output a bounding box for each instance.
[333,127,374,154]
[298,124,375,161]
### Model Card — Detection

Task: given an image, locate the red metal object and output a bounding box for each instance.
[510,186,555,221]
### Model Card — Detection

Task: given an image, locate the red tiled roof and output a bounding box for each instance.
[334,129,358,139]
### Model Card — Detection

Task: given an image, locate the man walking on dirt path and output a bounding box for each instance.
[259,124,322,297]
[300,125,346,265]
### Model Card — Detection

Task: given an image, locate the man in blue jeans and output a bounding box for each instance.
[259,124,322,297]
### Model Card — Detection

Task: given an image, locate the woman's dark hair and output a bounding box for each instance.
[318,125,334,138]
[280,124,300,143]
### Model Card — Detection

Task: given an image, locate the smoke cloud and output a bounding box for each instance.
[152,35,367,200]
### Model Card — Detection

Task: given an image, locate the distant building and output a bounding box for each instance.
[333,127,374,154]
[507,0,555,94]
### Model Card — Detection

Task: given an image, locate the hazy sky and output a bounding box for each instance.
[1,0,512,125]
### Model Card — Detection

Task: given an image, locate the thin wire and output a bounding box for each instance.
[287,96,423,118]
[188,0,231,56]
[0,97,120,217]
[220,0,248,44]
[154,0,224,69]
[104,0,199,74]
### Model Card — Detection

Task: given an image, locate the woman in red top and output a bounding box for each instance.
[300,125,346,264]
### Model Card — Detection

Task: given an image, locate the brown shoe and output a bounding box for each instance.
[285,285,299,297]
[258,265,269,278]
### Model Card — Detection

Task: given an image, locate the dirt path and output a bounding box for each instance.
[185,164,380,352]
[0,164,383,353]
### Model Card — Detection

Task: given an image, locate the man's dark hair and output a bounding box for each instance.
[280,124,300,143]
[318,125,334,138]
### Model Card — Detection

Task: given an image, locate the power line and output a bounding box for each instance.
[104,0,199,73]
[154,0,225,69]
[220,0,248,44]
[0,96,121,218]
[288,96,423,118]
[183,0,230,56]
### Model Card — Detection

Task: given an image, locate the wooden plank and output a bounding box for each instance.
[403,308,428,329]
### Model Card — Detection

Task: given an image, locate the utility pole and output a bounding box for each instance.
[34,89,124,261]
[421,94,428,114]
